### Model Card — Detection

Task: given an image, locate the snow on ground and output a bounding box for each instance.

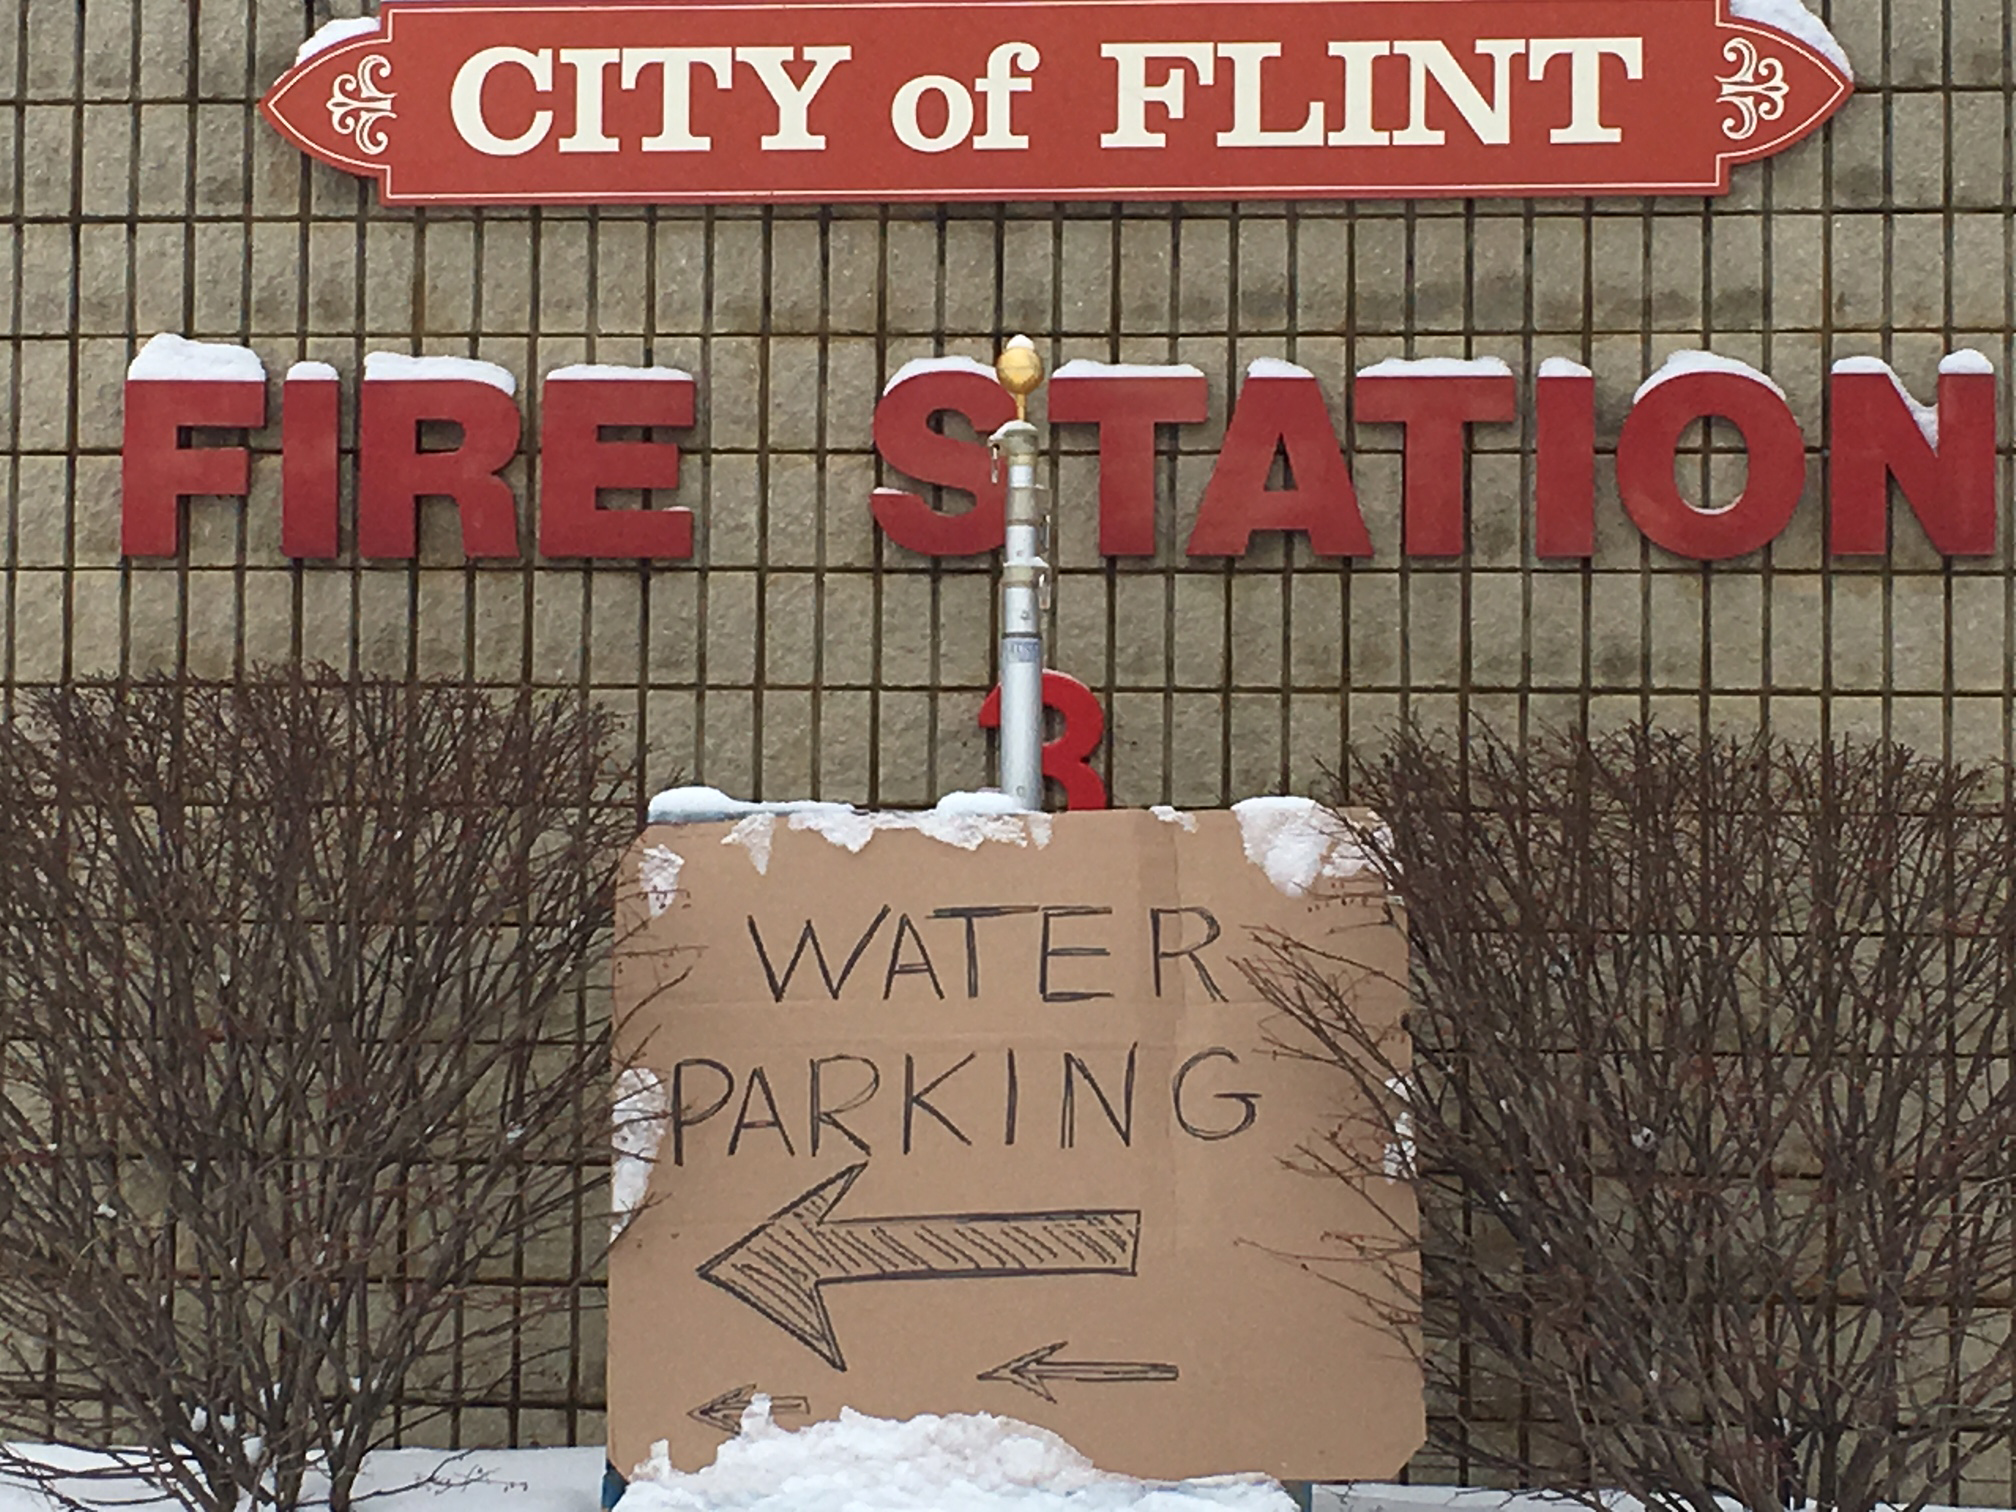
[0,1445,607,1510]
[622,1398,1294,1512]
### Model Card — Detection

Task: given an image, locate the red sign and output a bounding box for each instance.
[262,0,1851,205]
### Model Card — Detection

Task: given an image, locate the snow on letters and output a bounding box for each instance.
[1633,349,1788,404]
[362,351,516,395]
[127,333,266,384]
[882,356,999,396]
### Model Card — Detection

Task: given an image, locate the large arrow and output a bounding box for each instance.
[688,1384,812,1436]
[978,1341,1180,1403]
[697,1163,1141,1370]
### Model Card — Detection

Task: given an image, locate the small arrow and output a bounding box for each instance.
[697,1163,1141,1370]
[978,1340,1179,1403]
[688,1384,812,1436]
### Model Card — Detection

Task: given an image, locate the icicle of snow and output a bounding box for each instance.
[1728,0,1853,78]
[127,333,265,384]
[882,355,997,394]
[1231,797,1374,897]
[295,15,380,64]
[363,351,516,395]
[1356,356,1514,380]
[1383,1076,1416,1181]
[723,814,777,875]
[1538,357,1593,380]
[1245,357,1314,380]
[638,845,685,917]
[611,1068,669,1240]
[786,801,1051,853]
[1831,356,1938,444]
[649,786,1050,852]
[1052,359,1207,381]
[1633,349,1786,405]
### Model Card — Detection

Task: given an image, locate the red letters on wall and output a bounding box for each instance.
[119,343,2003,566]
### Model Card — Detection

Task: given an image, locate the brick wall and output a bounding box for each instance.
[5,0,2014,1484]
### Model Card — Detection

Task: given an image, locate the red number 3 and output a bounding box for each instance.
[976,671,1108,811]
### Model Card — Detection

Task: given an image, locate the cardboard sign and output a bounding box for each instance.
[263,0,1851,205]
[608,806,1421,1482]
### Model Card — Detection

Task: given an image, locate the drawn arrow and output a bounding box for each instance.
[688,1384,812,1436]
[978,1341,1180,1403]
[697,1163,1141,1370]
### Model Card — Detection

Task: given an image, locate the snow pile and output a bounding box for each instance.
[622,1398,1294,1512]
[611,1068,669,1240]
[1245,357,1314,381]
[646,786,830,824]
[1537,357,1592,381]
[287,359,338,382]
[363,351,516,395]
[1149,804,1198,831]
[1230,797,1374,898]
[1355,357,1513,380]
[1632,350,1785,404]
[646,788,1049,873]
[127,333,265,384]
[1729,0,1853,78]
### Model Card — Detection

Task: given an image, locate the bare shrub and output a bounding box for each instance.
[1246,724,2016,1512]
[0,672,645,1511]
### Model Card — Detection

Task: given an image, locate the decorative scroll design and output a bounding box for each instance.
[327,54,395,155]
[1716,37,1790,141]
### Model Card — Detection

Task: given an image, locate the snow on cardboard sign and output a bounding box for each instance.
[263,0,1851,205]
[607,803,1420,1482]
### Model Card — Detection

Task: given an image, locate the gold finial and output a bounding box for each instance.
[996,335,1045,422]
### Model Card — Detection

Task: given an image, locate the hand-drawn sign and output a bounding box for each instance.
[979,1341,1180,1402]
[688,1384,812,1436]
[608,806,1418,1482]
[262,0,1851,205]
[700,1162,1142,1370]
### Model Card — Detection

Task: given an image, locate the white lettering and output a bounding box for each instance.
[1391,38,1526,146]
[1215,43,1324,147]
[1326,41,1391,146]
[892,74,974,152]
[1527,37,1643,144]
[558,48,621,153]
[1100,43,1215,148]
[736,45,852,150]
[622,47,734,152]
[449,46,553,158]
[973,41,1040,150]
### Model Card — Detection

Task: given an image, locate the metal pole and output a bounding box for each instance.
[991,414,1045,810]
[990,336,1048,812]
